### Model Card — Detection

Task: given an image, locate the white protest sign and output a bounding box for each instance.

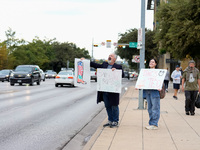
[135,69,167,90]
[97,68,122,93]
[74,58,90,87]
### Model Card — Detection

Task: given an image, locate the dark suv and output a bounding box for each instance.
[10,65,41,86]
[0,69,13,82]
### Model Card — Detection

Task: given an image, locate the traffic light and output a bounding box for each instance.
[93,44,98,47]
[118,45,126,48]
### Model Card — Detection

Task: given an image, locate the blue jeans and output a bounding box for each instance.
[146,90,160,127]
[103,92,119,122]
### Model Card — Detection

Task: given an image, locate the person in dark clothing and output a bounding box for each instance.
[164,68,170,92]
[90,53,124,128]
[182,60,200,116]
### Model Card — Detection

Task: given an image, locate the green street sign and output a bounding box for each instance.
[129,42,137,48]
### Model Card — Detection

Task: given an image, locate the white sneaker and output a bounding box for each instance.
[145,125,158,130]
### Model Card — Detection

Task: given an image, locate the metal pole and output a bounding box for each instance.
[138,0,146,109]
[92,38,94,59]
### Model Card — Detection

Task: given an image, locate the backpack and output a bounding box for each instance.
[195,93,200,108]
[159,83,166,99]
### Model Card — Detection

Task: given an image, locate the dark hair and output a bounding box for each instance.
[149,58,158,68]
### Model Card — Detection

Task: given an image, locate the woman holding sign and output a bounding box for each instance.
[143,59,160,130]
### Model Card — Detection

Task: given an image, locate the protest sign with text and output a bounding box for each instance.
[97,69,122,93]
[135,69,167,90]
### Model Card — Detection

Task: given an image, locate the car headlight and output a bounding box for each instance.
[27,74,31,77]
[6,75,9,77]
[10,73,14,77]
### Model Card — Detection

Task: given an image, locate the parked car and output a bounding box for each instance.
[45,70,57,78]
[66,68,74,72]
[55,71,74,87]
[90,67,97,82]
[123,71,129,78]
[40,69,46,81]
[0,69,13,82]
[10,65,41,86]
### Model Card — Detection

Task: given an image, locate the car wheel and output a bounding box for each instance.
[30,78,34,86]
[10,83,14,86]
[2,81,4,82]
[19,83,22,86]
[61,84,63,87]
[37,79,40,85]
[55,84,58,87]
[43,78,45,81]
[95,79,97,82]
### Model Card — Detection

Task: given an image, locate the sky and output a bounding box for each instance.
[0,0,154,60]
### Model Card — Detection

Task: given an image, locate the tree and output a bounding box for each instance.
[52,42,90,72]
[0,43,8,69]
[155,0,200,60]
[2,28,91,71]
[116,29,158,70]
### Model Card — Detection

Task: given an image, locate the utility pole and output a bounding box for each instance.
[138,0,146,109]
[92,38,94,59]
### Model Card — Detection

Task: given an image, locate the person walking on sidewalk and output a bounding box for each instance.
[164,68,170,92]
[182,60,200,116]
[143,59,160,130]
[178,67,184,93]
[90,53,124,128]
[171,65,182,100]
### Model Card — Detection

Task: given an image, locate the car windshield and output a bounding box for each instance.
[48,72,56,74]
[15,67,32,72]
[0,70,10,75]
[58,71,73,75]
[90,68,96,71]
[46,70,53,72]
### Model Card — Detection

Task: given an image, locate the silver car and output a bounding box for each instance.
[55,71,74,87]
[40,69,46,81]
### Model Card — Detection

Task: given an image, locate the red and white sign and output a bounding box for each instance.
[113,42,118,47]
[132,55,140,63]
[101,42,105,46]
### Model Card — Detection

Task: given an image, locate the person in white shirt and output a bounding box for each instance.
[171,65,182,100]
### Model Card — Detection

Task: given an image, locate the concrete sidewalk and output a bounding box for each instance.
[83,83,200,150]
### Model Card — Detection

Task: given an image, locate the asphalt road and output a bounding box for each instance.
[0,78,133,150]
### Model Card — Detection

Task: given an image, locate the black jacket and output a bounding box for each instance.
[90,61,124,106]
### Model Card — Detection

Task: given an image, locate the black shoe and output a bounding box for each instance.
[103,121,112,127]
[173,96,178,100]
[191,112,195,116]
[186,111,189,115]
[110,122,118,128]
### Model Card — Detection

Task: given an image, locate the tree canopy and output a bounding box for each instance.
[154,0,200,60]
[0,28,90,71]
[116,28,158,70]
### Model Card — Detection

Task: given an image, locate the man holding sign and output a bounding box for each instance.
[90,53,124,128]
[136,59,166,130]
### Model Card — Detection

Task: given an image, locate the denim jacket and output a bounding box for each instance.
[143,89,160,99]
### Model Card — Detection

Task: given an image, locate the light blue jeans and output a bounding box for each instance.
[146,90,160,127]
